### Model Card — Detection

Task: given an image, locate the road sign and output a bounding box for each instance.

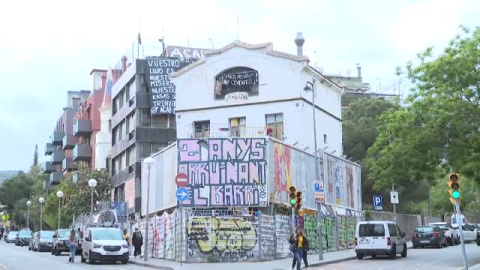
[314,181,325,203]
[176,187,189,202]
[373,195,383,210]
[390,191,399,204]
[175,173,188,187]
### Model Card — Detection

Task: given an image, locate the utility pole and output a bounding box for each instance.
[455,201,468,270]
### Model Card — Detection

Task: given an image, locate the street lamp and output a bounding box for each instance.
[88,179,97,225]
[143,156,155,262]
[26,201,31,229]
[303,80,323,260]
[38,197,45,231]
[56,191,63,229]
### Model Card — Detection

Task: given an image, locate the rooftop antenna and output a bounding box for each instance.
[237,14,240,40]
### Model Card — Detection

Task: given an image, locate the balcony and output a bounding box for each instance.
[50,132,65,146]
[45,143,56,155]
[62,134,77,150]
[73,144,92,162]
[62,157,77,172]
[72,172,83,183]
[51,151,65,165]
[189,123,266,138]
[43,162,55,174]
[50,172,62,185]
[74,119,92,137]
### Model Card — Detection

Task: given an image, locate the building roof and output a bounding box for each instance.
[170,40,309,78]
[325,75,370,91]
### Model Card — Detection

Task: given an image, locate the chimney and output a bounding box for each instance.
[357,63,362,78]
[121,56,128,72]
[294,32,305,57]
[101,73,107,91]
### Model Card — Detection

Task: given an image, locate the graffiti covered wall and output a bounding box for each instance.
[177,138,268,207]
[324,154,361,210]
[186,216,259,262]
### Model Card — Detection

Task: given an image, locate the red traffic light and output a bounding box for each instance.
[289,186,296,193]
[449,174,459,182]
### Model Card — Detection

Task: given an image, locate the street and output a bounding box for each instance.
[316,243,480,270]
[0,241,139,270]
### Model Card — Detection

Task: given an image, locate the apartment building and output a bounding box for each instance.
[44,91,90,186]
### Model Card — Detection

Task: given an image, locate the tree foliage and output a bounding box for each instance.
[342,97,400,207]
[367,26,480,195]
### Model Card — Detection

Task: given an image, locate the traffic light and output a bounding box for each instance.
[289,186,296,206]
[447,173,461,201]
[295,191,303,210]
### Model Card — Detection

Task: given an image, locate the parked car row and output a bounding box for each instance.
[355,220,478,260]
[4,226,129,265]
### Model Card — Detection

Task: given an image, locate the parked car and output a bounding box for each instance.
[355,221,407,260]
[32,230,54,252]
[429,222,459,245]
[15,229,32,247]
[52,229,72,256]
[5,231,18,243]
[453,224,477,242]
[412,226,448,248]
[81,227,129,264]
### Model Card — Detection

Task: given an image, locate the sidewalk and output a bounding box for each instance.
[129,242,413,270]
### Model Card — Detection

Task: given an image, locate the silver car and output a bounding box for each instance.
[32,230,54,252]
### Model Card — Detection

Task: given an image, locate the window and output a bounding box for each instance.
[359,224,385,237]
[194,121,210,138]
[140,143,151,158]
[388,224,397,236]
[415,227,434,233]
[141,109,151,127]
[112,127,117,146]
[72,97,81,109]
[266,113,284,140]
[152,115,168,128]
[118,91,125,110]
[93,229,124,241]
[324,134,327,144]
[169,114,176,128]
[127,146,136,167]
[230,117,246,137]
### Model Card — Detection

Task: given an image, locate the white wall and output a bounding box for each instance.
[95,108,112,169]
[172,45,344,155]
[141,144,177,216]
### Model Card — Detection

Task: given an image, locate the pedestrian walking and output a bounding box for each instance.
[289,228,308,270]
[68,229,77,263]
[132,227,143,258]
[123,229,131,255]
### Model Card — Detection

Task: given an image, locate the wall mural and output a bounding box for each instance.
[325,154,361,209]
[186,216,259,262]
[214,67,259,101]
[177,138,268,207]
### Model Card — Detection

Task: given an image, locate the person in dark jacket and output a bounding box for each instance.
[289,228,309,270]
[131,227,143,258]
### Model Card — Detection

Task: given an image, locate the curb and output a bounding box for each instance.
[306,256,357,268]
[129,260,175,270]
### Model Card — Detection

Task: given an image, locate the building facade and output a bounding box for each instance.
[44,91,90,186]
[171,41,345,155]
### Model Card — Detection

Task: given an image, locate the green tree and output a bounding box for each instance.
[342,97,400,208]
[367,26,480,217]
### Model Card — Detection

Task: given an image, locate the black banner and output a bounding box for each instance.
[215,67,259,99]
[145,57,195,114]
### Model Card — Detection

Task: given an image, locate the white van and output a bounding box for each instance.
[81,227,129,264]
[355,221,407,259]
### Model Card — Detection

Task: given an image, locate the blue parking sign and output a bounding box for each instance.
[373,195,383,211]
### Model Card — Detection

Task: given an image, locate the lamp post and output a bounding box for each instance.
[88,179,97,225]
[26,201,31,229]
[304,80,323,260]
[56,191,63,229]
[143,156,155,261]
[39,197,45,231]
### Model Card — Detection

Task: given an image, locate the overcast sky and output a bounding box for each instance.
[0,0,478,171]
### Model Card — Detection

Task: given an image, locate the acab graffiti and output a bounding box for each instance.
[186,217,258,262]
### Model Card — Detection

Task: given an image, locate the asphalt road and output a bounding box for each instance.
[0,240,139,270]
[315,242,480,270]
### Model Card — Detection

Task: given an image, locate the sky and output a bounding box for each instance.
[0,0,479,171]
